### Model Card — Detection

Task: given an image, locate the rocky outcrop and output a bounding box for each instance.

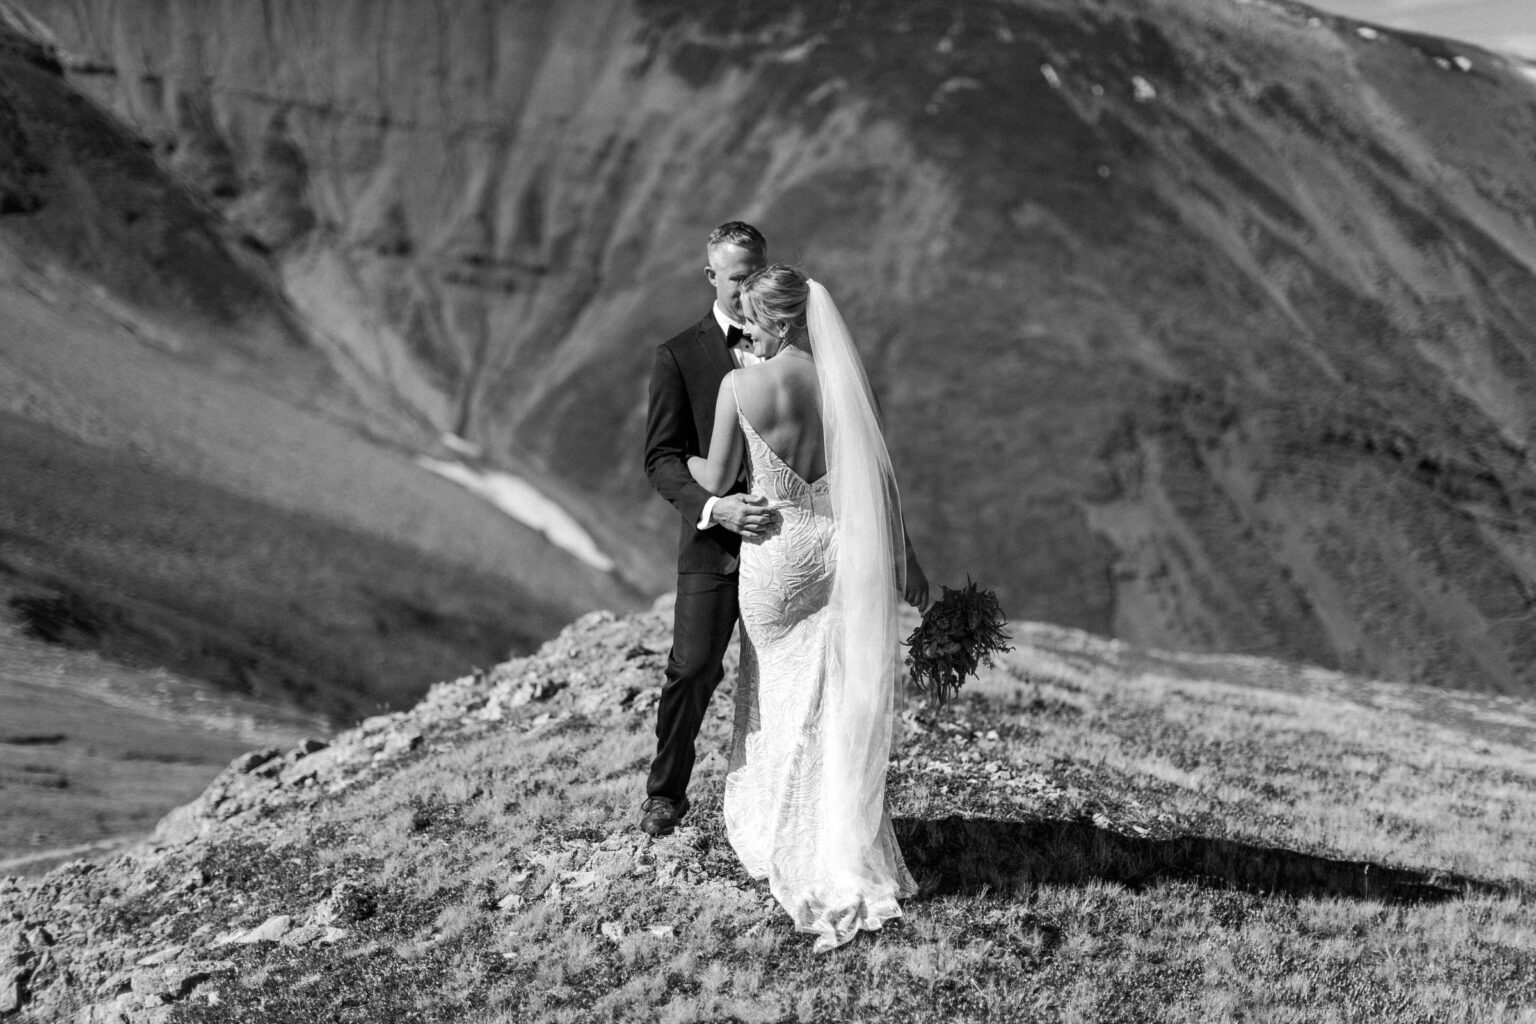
[1,603,1531,1021]
[3,0,1536,691]
[0,8,322,391]
[0,605,689,1022]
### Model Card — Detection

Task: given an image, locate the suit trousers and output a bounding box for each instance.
[647,570,739,803]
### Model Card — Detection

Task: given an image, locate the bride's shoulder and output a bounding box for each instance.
[733,362,779,388]
[729,363,780,407]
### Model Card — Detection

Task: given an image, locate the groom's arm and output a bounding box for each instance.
[645,346,714,527]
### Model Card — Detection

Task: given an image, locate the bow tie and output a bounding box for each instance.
[725,324,747,347]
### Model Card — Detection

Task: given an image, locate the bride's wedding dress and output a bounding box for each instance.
[724,385,917,952]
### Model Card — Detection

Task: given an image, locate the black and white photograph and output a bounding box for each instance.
[1,1,1534,1020]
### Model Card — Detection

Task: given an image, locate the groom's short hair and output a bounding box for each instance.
[708,221,766,257]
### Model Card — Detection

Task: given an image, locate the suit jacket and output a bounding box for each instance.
[645,311,746,575]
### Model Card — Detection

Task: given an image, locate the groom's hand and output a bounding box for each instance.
[712,494,778,537]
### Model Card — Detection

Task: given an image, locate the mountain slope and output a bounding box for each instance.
[1,606,1531,1022]
[7,0,1535,693]
[0,22,642,721]
[0,602,325,878]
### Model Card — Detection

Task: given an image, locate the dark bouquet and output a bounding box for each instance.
[902,578,1013,707]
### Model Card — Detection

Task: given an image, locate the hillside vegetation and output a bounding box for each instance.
[3,606,1532,1022]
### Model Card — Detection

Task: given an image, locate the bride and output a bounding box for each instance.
[687,264,930,951]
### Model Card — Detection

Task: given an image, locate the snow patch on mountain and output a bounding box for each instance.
[418,457,615,573]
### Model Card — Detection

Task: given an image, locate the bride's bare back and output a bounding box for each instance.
[733,353,825,484]
[688,343,830,502]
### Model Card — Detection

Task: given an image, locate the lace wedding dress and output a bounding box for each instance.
[723,383,917,952]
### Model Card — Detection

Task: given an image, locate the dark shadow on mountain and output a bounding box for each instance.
[895,816,1516,904]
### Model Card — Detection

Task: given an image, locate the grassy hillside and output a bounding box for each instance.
[4,607,1531,1022]
[0,603,323,876]
[0,398,579,873]
[0,412,580,720]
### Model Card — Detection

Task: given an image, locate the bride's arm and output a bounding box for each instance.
[687,373,745,495]
[902,532,931,612]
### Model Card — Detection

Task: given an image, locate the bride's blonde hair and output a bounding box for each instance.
[739,264,809,335]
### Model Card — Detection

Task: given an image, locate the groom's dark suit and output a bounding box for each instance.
[643,311,747,804]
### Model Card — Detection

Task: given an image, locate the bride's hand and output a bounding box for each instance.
[904,550,931,612]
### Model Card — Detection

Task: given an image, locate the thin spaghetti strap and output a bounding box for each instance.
[729,370,746,428]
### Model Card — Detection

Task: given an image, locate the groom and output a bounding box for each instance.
[639,221,778,837]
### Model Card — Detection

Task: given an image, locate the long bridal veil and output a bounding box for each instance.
[806,280,907,885]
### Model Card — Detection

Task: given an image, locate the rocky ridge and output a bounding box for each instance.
[3,603,1533,1022]
[0,606,730,1022]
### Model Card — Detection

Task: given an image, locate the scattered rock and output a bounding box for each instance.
[620,686,662,713]
[278,924,325,947]
[587,849,635,878]
[379,730,424,758]
[529,850,579,873]
[283,762,322,788]
[168,962,230,996]
[314,881,376,926]
[473,703,507,723]
[233,915,291,944]
[230,749,281,774]
[478,669,567,719]
[129,967,174,999]
[208,928,246,948]
[133,946,181,967]
[1,969,25,1014]
[0,922,34,1015]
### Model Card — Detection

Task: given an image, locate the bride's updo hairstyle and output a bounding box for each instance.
[739,264,809,337]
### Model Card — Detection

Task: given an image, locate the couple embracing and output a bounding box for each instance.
[641,221,931,952]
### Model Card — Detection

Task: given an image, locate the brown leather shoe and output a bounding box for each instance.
[639,796,689,837]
